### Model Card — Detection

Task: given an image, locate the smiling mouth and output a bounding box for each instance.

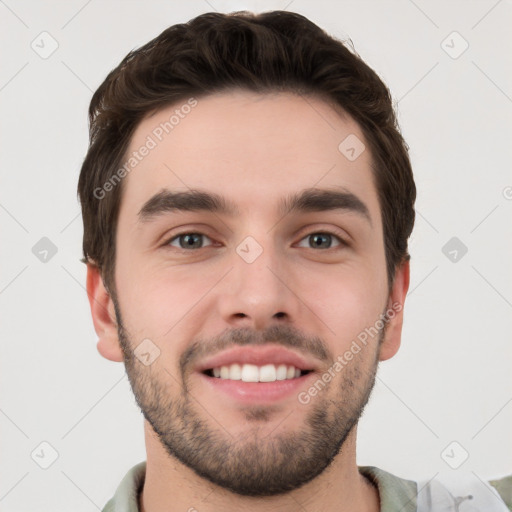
[202,363,313,382]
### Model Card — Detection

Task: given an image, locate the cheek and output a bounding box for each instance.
[116,262,218,339]
[299,267,386,345]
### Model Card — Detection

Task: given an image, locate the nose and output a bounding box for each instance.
[217,237,302,331]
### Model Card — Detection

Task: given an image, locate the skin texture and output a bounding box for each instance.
[87,90,410,512]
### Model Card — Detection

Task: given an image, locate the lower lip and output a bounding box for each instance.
[196,372,315,404]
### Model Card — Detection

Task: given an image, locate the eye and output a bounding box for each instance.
[296,232,347,250]
[163,230,347,251]
[166,232,214,250]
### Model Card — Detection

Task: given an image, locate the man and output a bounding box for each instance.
[77,10,511,512]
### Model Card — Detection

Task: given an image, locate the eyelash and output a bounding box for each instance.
[162,230,349,251]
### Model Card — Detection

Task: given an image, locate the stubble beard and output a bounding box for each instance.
[114,300,383,497]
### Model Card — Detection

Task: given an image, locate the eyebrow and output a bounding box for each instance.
[137,187,372,226]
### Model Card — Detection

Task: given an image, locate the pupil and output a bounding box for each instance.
[311,233,330,248]
[179,233,332,249]
[182,234,201,248]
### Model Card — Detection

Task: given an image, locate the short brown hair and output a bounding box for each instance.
[77,10,415,298]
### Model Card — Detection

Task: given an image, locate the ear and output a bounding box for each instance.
[86,263,124,362]
[378,259,410,362]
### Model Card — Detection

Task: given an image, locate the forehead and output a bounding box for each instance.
[118,90,380,226]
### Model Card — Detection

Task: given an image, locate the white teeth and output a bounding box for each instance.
[276,364,288,380]
[229,363,242,380]
[241,364,259,382]
[259,364,276,382]
[210,363,306,382]
[220,366,230,379]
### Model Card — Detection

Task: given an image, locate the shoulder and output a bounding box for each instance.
[489,474,512,510]
[101,461,147,512]
[359,465,417,512]
[359,466,512,512]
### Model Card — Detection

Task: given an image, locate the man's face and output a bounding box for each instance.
[99,90,406,496]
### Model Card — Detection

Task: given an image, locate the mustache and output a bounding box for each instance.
[180,324,331,376]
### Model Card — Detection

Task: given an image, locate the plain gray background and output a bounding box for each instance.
[1,0,511,510]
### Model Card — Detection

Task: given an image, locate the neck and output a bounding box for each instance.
[139,421,380,512]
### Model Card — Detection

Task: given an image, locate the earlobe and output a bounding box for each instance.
[378,259,410,362]
[86,264,124,363]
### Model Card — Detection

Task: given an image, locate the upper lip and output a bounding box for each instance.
[195,345,320,373]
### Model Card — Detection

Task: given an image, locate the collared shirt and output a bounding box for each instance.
[101,461,512,512]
